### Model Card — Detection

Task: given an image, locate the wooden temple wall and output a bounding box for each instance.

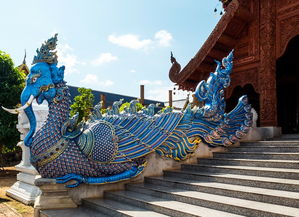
[227,0,299,127]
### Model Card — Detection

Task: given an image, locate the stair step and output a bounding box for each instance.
[213,152,299,160]
[83,198,167,217]
[126,183,299,217]
[40,207,108,217]
[197,158,299,169]
[275,134,299,139]
[164,170,299,192]
[145,176,299,208]
[241,141,299,146]
[231,146,299,152]
[105,190,245,217]
[182,164,299,179]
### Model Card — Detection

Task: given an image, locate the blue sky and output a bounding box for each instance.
[1,0,221,101]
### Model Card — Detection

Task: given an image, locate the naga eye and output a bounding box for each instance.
[32,77,38,83]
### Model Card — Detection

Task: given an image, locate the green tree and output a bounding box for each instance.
[70,87,94,122]
[136,102,144,112]
[0,51,25,152]
[100,108,107,114]
[161,106,172,113]
[119,102,144,113]
[119,102,130,113]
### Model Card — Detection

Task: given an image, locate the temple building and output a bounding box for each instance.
[169,0,299,133]
[18,52,30,75]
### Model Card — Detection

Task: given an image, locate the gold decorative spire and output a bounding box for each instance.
[18,49,30,75]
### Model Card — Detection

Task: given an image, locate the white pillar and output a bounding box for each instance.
[6,102,48,205]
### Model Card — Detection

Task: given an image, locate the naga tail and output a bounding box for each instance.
[203,95,253,146]
[189,50,253,146]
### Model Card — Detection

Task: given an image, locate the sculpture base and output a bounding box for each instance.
[6,164,41,205]
[6,179,41,205]
[34,178,77,217]
[241,126,282,141]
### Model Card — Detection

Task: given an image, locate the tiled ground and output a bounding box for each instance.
[0,167,33,217]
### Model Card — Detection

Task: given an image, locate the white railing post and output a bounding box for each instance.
[6,103,48,205]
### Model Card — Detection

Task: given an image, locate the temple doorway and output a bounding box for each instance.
[226,84,260,126]
[276,35,299,134]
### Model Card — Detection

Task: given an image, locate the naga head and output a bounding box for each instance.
[2,34,65,147]
[194,50,234,120]
[221,49,233,72]
[195,50,234,101]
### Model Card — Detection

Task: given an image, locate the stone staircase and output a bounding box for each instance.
[41,135,299,217]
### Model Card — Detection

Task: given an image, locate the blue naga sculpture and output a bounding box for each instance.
[2,34,252,187]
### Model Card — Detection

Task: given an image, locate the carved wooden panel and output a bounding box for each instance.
[240,0,250,9]
[248,0,260,59]
[276,0,299,14]
[227,68,258,98]
[258,0,277,126]
[276,8,299,58]
[234,0,260,67]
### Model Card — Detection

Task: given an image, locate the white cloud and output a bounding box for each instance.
[81,74,114,87]
[138,80,189,101]
[149,86,188,102]
[138,80,174,101]
[146,84,190,102]
[139,80,163,86]
[81,74,97,84]
[91,53,118,66]
[56,43,84,75]
[108,30,173,50]
[130,69,136,73]
[147,86,172,101]
[101,80,114,87]
[108,34,152,50]
[155,30,173,47]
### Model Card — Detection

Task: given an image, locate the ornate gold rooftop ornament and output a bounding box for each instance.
[18,50,30,75]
